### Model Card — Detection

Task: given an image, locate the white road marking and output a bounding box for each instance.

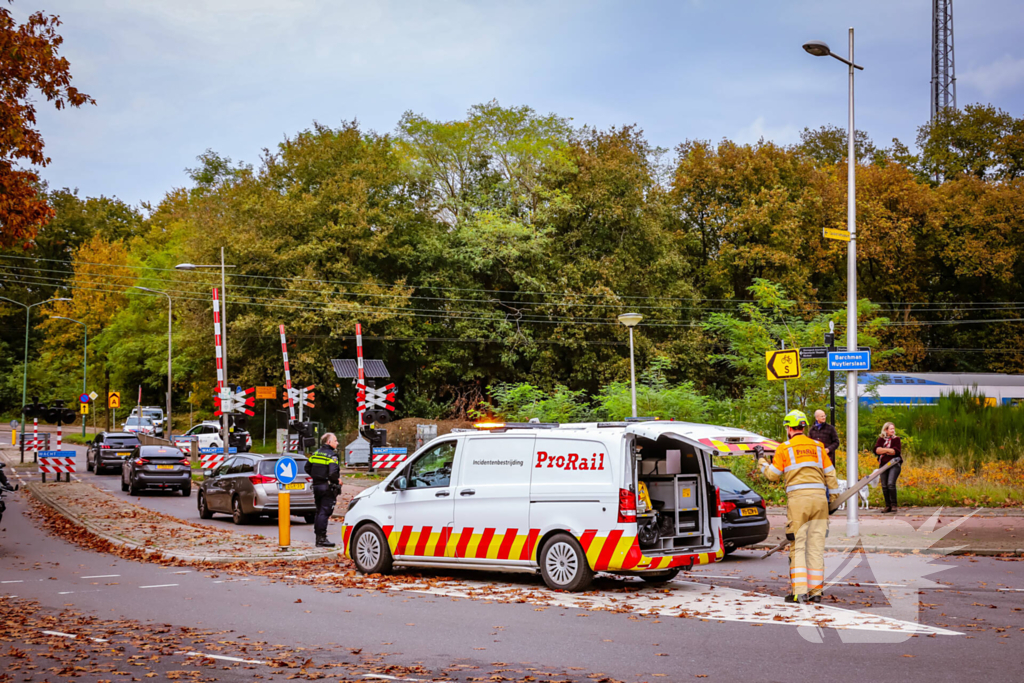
[139,584,178,589]
[997,588,1024,592]
[362,675,423,682]
[1,580,24,584]
[395,579,961,636]
[81,575,120,579]
[171,571,192,574]
[58,591,74,595]
[827,581,908,588]
[179,651,267,664]
[42,630,108,642]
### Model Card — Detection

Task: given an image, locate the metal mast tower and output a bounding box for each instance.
[931,0,956,120]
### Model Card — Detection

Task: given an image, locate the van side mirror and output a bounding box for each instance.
[395,475,408,491]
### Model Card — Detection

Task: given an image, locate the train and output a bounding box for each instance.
[856,372,1024,407]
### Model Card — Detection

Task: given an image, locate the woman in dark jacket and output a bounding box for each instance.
[874,422,902,513]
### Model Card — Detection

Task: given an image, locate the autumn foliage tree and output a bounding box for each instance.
[0,1,93,248]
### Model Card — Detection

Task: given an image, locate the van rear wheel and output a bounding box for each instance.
[540,533,593,592]
[352,525,393,575]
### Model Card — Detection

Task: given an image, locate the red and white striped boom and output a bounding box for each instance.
[280,324,296,422]
[213,288,225,415]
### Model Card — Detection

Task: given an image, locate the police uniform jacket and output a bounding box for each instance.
[305,445,341,486]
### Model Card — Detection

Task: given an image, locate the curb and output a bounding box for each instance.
[748,541,1024,557]
[26,482,345,564]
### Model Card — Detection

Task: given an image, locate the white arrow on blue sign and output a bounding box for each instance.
[828,350,871,372]
[275,457,298,484]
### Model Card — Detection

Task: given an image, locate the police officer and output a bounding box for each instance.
[305,432,341,548]
[758,410,840,603]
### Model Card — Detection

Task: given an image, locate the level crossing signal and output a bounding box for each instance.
[283,385,315,410]
[214,386,256,417]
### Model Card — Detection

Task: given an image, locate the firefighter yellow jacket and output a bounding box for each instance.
[760,433,841,500]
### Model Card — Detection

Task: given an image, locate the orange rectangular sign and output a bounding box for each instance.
[255,386,277,400]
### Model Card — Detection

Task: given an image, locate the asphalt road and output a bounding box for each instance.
[3,448,1023,681]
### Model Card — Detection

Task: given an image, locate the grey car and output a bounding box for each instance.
[86,432,142,474]
[197,454,316,525]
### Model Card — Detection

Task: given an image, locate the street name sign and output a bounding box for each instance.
[828,350,871,371]
[802,345,869,360]
[198,446,238,455]
[765,349,801,381]
[823,228,851,242]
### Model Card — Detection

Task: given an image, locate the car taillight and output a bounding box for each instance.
[757,499,765,508]
[100,444,111,449]
[248,475,276,485]
[179,458,190,466]
[720,500,737,514]
[617,488,637,523]
[134,458,149,466]
[715,486,723,516]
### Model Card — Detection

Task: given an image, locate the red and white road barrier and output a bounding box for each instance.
[200,452,226,470]
[32,418,38,457]
[38,457,76,475]
[280,324,296,423]
[355,323,366,423]
[213,288,225,415]
[371,453,409,469]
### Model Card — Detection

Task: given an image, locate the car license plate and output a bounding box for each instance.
[740,507,759,517]
[284,483,304,490]
[157,465,173,470]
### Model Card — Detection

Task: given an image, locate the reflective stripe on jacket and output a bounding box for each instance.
[760,434,840,496]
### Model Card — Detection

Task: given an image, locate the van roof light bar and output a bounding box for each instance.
[624,416,674,422]
[473,421,560,431]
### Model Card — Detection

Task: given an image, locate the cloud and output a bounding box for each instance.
[733,117,800,146]
[961,55,1024,97]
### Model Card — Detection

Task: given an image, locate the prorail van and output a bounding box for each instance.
[342,421,729,591]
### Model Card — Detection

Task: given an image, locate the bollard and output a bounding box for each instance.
[279,491,290,547]
[56,424,62,481]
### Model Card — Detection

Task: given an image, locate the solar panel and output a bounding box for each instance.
[331,359,390,379]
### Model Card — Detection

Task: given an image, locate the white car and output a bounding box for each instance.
[342,420,725,592]
[122,416,156,436]
[174,421,252,452]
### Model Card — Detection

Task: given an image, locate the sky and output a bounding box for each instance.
[14,0,1024,208]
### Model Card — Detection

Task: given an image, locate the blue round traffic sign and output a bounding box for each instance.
[79,393,91,404]
[275,457,298,484]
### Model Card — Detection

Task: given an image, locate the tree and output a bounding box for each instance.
[797,125,876,166]
[0,2,93,248]
[917,104,1024,181]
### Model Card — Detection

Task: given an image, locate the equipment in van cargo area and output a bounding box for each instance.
[341,421,725,591]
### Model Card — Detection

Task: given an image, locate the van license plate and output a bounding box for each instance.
[156,465,173,470]
[740,507,759,517]
[284,483,304,490]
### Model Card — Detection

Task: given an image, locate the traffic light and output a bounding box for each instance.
[364,428,387,451]
[362,408,391,425]
[23,401,45,419]
[230,414,249,431]
[44,400,77,425]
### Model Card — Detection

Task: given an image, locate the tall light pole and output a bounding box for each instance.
[617,313,643,418]
[0,296,71,452]
[177,249,235,450]
[49,316,88,436]
[804,28,864,537]
[134,286,173,441]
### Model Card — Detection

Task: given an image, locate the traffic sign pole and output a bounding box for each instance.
[279,491,290,547]
[782,340,789,414]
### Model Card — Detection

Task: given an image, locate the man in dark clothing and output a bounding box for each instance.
[304,432,341,547]
[808,410,840,462]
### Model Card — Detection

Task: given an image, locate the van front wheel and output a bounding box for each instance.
[540,533,593,592]
[352,525,393,575]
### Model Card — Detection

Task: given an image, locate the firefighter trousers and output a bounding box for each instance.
[786,489,829,597]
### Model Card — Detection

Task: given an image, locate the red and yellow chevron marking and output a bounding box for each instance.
[379,526,542,562]
[346,523,723,572]
[699,438,778,454]
[578,529,723,571]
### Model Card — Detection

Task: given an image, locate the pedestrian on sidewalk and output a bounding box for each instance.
[874,422,902,514]
[808,409,840,462]
[305,432,341,547]
[758,410,840,604]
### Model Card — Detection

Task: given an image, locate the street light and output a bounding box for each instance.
[134,286,173,441]
[177,249,236,448]
[804,27,864,537]
[0,296,71,459]
[617,313,643,418]
[49,316,88,437]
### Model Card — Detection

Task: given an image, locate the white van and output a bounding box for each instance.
[342,421,726,591]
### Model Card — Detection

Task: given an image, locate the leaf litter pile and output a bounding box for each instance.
[27,482,336,562]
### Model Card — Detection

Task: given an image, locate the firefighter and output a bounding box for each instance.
[758,409,840,603]
[305,432,342,548]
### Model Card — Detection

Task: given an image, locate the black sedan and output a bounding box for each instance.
[713,467,770,554]
[121,445,193,496]
[86,432,141,474]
